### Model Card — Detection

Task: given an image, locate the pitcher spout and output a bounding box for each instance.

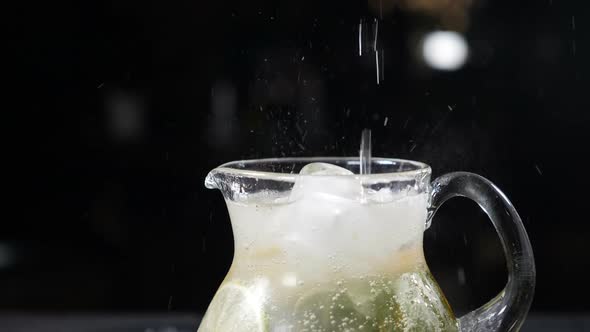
[205,165,262,201]
[204,169,220,190]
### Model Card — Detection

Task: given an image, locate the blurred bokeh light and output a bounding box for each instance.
[422,31,469,70]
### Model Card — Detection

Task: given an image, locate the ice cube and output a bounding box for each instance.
[298,162,354,176]
[284,163,360,263]
[289,163,360,202]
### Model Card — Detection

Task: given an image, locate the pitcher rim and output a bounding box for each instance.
[206,157,431,186]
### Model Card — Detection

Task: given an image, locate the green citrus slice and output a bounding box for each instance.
[198,282,267,332]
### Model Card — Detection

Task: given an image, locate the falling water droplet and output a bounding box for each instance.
[375,51,380,84]
[373,19,380,84]
[457,268,466,285]
[373,19,378,52]
[358,19,363,56]
[359,129,372,175]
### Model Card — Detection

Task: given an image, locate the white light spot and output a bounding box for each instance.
[422,31,468,71]
[282,273,297,287]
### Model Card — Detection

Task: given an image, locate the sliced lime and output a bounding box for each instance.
[198,282,267,332]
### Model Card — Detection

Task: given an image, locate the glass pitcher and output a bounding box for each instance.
[199,157,535,332]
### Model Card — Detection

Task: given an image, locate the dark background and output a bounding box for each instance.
[7,0,590,319]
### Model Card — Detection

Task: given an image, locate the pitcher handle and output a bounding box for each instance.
[427,172,536,331]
